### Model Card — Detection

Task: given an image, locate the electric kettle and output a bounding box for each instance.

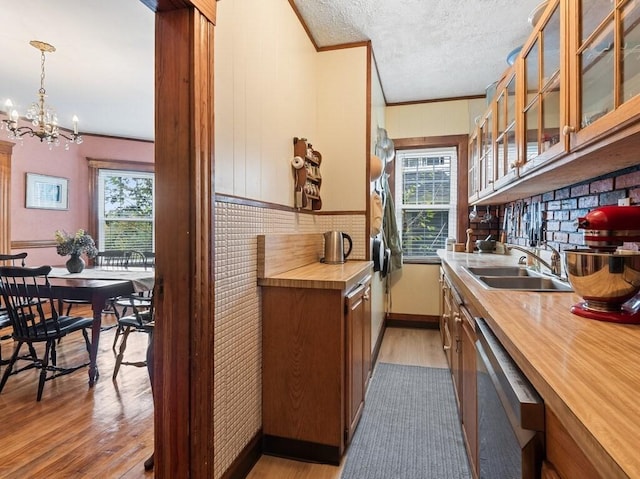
[322,231,353,264]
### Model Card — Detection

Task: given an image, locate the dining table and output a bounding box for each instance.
[46,267,155,386]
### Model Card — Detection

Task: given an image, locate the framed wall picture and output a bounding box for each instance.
[25,173,69,210]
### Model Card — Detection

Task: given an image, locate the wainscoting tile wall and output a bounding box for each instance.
[213,199,366,478]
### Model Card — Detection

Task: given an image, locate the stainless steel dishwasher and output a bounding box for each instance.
[475,318,545,479]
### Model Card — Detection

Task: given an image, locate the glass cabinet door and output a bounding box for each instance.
[524,40,540,162]
[494,74,518,189]
[577,0,640,129]
[479,113,493,194]
[522,1,562,172]
[579,0,614,127]
[468,132,479,201]
[621,1,640,102]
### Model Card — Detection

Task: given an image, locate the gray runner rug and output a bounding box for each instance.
[341,363,472,479]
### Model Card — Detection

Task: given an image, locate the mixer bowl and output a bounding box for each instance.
[564,249,640,311]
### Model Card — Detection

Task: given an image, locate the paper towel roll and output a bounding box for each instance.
[291,156,305,169]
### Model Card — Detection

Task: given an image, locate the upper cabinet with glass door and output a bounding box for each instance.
[468,0,640,205]
[468,128,480,203]
[478,110,495,197]
[568,0,640,150]
[493,69,519,190]
[520,0,565,176]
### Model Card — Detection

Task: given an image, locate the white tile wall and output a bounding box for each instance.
[213,200,365,478]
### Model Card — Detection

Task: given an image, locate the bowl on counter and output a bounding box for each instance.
[564,249,640,311]
[475,239,496,253]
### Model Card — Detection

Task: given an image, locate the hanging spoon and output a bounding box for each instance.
[483,205,493,223]
[469,205,478,221]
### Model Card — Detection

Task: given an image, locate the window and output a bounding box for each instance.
[395,147,457,257]
[97,169,155,252]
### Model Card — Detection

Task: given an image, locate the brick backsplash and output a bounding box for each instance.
[213,199,366,478]
[468,164,640,252]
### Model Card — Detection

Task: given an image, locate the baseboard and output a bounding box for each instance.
[262,434,341,465]
[220,429,262,479]
[386,313,439,329]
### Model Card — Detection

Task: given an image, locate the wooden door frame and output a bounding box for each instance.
[139,1,216,477]
[0,141,13,254]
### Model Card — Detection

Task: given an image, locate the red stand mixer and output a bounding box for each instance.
[565,205,640,323]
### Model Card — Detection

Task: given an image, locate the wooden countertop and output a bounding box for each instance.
[257,260,372,290]
[438,250,640,479]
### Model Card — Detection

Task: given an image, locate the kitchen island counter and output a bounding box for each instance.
[439,250,640,479]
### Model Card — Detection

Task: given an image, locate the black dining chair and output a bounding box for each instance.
[0,253,29,365]
[140,251,155,269]
[0,265,96,401]
[111,292,154,380]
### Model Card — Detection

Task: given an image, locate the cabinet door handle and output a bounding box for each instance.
[562,125,575,136]
[443,321,452,350]
[363,292,370,301]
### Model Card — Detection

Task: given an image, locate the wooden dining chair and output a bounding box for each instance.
[0,253,28,365]
[0,265,96,401]
[111,292,154,380]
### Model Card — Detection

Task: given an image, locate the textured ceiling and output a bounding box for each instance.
[1,1,547,140]
[293,0,546,103]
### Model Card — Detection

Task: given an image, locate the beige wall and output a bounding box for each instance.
[317,47,368,211]
[386,98,486,138]
[214,1,370,477]
[215,0,317,204]
[215,1,369,212]
[385,99,482,316]
[389,263,441,316]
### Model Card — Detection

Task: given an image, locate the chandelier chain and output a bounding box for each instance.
[39,50,47,95]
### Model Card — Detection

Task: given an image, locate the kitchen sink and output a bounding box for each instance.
[464,266,573,292]
[477,276,573,292]
[465,266,531,277]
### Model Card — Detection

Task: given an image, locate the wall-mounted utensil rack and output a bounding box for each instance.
[292,137,322,210]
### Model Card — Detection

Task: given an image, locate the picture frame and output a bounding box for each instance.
[25,173,69,210]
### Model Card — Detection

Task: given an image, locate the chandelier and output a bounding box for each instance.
[1,40,83,150]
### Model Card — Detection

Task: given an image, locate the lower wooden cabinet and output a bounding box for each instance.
[345,279,371,443]
[460,305,478,478]
[440,269,478,478]
[440,271,462,410]
[262,274,372,464]
[544,408,602,479]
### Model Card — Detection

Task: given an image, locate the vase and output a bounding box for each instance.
[66,254,85,273]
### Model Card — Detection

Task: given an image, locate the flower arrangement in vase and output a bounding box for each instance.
[55,229,98,273]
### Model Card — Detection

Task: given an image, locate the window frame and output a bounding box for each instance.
[88,158,155,252]
[396,148,455,257]
[389,135,469,263]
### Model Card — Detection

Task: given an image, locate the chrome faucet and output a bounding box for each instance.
[506,243,562,277]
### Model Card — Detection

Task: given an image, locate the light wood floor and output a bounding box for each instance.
[246,326,446,479]
[0,306,154,479]
[0,318,444,479]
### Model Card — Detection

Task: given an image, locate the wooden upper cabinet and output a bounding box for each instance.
[468,0,640,204]
[569,0,640,151]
